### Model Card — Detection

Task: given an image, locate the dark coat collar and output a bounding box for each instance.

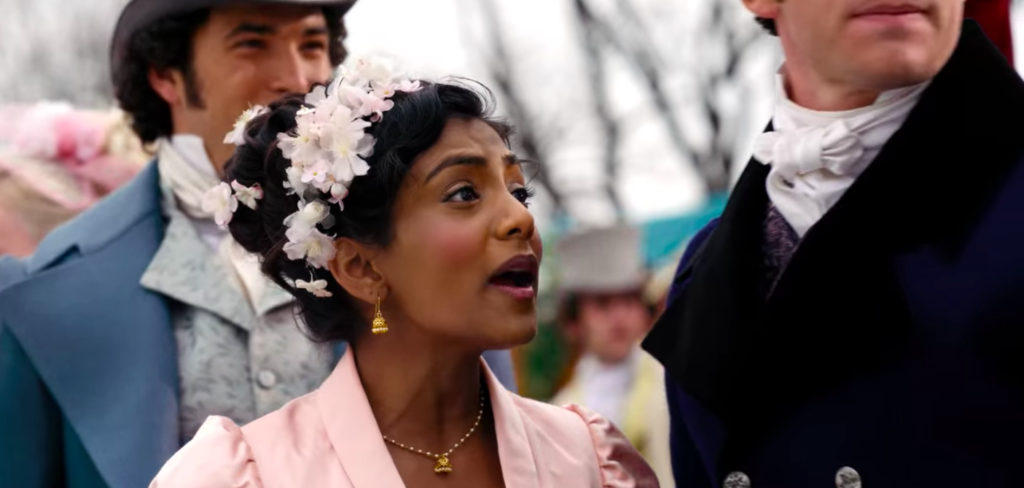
[644,19,1024,433]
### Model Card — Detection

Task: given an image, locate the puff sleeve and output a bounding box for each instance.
[565,404,661,488]
[149,416,263,488]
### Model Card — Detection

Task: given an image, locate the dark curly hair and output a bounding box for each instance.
[224,81,514,343]
[113,7,349,144]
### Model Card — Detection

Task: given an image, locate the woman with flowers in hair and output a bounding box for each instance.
[150,58,658,488]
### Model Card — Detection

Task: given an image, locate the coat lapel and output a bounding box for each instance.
[140,210,255,329]
[0,255,27,290]
[257,282,295,317]
[0,163,181,488]
[644,159,770,417]
[317,352,407,488]
[486,358,542,487]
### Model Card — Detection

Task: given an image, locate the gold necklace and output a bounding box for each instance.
[383,389,486,475]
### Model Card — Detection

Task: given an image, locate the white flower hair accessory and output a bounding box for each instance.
[204,55,422,296]
[201,182,237,226]
[224,105,269,146]
[232,180,264,209]
[297,278,333,298]
[201,180,263,226]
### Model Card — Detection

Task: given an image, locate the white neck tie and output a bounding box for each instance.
[753,75,930,237]
[753,120,865,182]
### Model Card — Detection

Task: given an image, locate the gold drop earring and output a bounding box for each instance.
[372,294,388,335]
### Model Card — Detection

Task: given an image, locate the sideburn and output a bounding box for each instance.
[182,65,206,109]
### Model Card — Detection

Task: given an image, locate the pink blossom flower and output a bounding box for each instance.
[340,86,395,122]
[305,85,330,106]
[296,279,333,298]
[201,182,238,226]
[284,200,330,242]
[322,109,373,184]
[255,57,426,271]
[330,149,371,186]
[283,229,337,269]
[301,159,330,185]
[224,105,268,146]
[374,80,421,99]
[352,56,396,86]
[329,182,349,208]
[284,166,308,196]
[230,180,263,209]
[395,80,422,93]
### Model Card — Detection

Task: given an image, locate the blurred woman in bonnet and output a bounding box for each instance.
[0,102,149,257]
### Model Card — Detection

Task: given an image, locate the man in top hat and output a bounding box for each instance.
[0,2,515,487]
[552,225,673,487]
[644,0,1024,486]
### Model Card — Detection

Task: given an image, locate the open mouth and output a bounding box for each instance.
[488,254,539,300]
[490,271,536,288]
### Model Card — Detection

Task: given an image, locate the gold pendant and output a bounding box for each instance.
[434,454,453,475]
[371,313,388,334]
[371,299,388,335]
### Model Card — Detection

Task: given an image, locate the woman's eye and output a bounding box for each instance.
[512,186,536,207]
[445,186,480,203]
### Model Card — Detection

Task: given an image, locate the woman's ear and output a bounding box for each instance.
[328,238,386,305]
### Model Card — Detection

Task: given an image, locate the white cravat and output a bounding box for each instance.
[753,72,929,236]
[158,136,223,247]
[156,136,268,309]
[578,349,639,428]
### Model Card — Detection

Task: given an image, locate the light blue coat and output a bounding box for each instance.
[0,163,517,488]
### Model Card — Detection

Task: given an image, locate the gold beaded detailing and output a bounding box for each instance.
[382,388,485,476]
[434,454,453,474]
[372,295,388,335]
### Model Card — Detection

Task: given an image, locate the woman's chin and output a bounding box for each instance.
[510,322,539,346]
[481,319,538,351]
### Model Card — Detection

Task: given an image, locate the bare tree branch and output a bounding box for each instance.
[596,0,713,187]
[701,0,762,182]
[464,0,763,214]
[572,0,623,216]
[605,0,760,192]
[473,0,568,212]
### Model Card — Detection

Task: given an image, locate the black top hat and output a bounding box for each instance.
[110,0,357,78]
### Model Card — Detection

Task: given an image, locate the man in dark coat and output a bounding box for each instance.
[644,0,1024,486]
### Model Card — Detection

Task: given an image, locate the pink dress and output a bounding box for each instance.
[149,352,660,488]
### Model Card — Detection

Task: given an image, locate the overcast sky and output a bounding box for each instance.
[346,0,1024,226]
[4,0,1024,228]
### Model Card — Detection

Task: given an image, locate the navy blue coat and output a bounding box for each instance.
[644,21,1024,488]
